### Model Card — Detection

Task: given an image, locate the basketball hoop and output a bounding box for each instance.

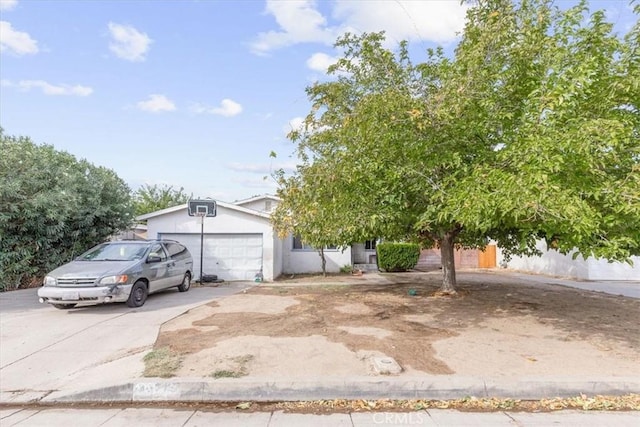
[188,199,217,284]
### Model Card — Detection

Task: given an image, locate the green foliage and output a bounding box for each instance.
[274,0,640,290]
[376,243,420,272]
[0,130,134,290]
[133,183,190,216]
[340,264,353,274]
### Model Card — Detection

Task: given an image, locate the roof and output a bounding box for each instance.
[234,194,281,206]
[136,200,271,221]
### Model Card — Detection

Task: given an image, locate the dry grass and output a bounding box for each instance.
[143,347,183,378]
[210,354,254,379]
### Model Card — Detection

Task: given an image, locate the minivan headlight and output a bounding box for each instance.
[99,275,128,285]
[43,276,56,286]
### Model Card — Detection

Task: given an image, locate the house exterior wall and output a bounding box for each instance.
[281,235,352,275]
[272,233,284,279]
[236,198,278,213]
[497,240,639,280]
[145,206,277,281]
[351,243,378,264]
[352,243,366,264]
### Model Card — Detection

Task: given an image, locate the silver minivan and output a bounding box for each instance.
[38,240,193,309]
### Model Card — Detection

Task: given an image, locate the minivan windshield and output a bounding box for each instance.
[77,243,149,261]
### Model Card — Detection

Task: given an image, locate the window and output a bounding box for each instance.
[292,235,337,251]
[164,242,187,258]
[265,200,272,212]
[365,239,377,250]
[148,243,167,261]
[293,235,313,250]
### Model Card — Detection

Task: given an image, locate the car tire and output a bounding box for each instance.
[178,273,191,292]
[127,281,148,307]
[52,303,77,310]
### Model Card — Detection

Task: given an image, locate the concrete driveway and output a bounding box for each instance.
[0,283,252,402]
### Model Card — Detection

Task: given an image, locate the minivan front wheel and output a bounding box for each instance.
[127,281,148,307]
[178,273,191,292]
[52,303,77,310]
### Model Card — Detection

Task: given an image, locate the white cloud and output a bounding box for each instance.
[136,94,176,112]
[227,161,297,174]
[191,99,243,117]
[306,52,338,73]
[234,176,278,190]
[333,0,467,44]
[2,79,92,96]
[0,0,17,11]
[108,22,152,62]
[0,21,38,55]
[251,0,467,54]
[227,163,272,174]
[283,116,305,136]
[251,0,339,54]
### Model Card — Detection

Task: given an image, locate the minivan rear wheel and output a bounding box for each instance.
[178,273,191,292]
[127,281,148,307]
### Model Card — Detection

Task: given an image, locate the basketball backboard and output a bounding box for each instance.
[188,199,217,217]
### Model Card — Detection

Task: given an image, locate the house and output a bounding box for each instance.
[137,195,355,282]
[140,193,638,282]
[138,194,498,281]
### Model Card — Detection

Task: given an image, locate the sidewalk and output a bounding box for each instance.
[486,269,640,299]
[1,406,639,426]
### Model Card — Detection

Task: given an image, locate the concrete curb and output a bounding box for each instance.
[25,376,640,404]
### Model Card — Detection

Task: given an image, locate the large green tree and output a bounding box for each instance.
[0,130,134,290]
[133,183,190,216]
[273,0,640,293]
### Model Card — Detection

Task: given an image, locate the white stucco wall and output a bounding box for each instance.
[351,243,378,264]
[587,257,640,280]
[497,240,640,280]
[281,235,352,275]
[272,233,284,279]
[145,205,277,281]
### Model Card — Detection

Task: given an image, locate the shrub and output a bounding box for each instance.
[377,242,420,272]
[340,264,352,273]
[0,131,134,290]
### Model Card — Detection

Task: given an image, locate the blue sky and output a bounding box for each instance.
[1,0,636,203]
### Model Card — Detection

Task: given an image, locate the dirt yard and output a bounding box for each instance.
[150,271,640,379]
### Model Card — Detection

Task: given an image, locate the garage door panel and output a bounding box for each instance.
[159,233,262,281]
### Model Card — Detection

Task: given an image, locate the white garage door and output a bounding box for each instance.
[160,233,263,281]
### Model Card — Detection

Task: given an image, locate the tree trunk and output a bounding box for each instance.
[439,231,457,294]
[319,248,327,277]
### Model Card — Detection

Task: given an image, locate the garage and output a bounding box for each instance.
[138,198,278,281]
[161,233,263,281]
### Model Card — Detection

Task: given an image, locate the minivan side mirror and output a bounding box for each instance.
[147,255,162,263]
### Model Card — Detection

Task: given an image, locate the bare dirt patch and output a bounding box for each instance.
[152,272,640,379]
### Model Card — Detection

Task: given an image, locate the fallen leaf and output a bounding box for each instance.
[236,402,252,410]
